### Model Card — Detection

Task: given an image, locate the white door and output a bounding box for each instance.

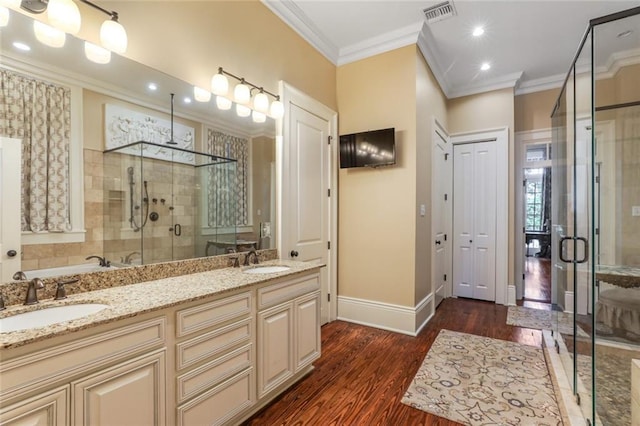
[432,125,451,307]
[0,137,22,282]
[280,85,335,325]
[453,141,497,301]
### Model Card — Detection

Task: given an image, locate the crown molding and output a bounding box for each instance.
[596,47,640,80]
[448,71,523,99]
[261,0,339,64]
[417,22,452,98]
[337,21,423,66]
[515,73,565,95]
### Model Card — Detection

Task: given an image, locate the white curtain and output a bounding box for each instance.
[0,68,71,232]
[206,129,248,227]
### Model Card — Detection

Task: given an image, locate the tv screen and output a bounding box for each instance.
[339,128,396,169]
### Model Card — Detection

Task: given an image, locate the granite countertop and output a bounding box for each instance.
[596,265,640,289]
[0,260,323,350]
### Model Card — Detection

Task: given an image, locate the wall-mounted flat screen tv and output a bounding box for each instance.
[339,128,396,169]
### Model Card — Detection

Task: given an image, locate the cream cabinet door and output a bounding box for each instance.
[0,386,68,426]
[294,291,321,372]
[257,303,294,398]
[72,350,166,426]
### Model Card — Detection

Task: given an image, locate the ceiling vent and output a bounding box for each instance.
[422,1,457,24]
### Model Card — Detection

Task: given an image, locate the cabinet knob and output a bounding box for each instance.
[7,250,17,257]
[290,250,299,258]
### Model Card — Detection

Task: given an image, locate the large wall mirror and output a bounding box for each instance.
[0,11,276,283]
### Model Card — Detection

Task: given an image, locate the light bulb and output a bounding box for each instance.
[211,73,229,96]
[0,0,21,7]
[0,6,8,27]
[252,111,266,123]
[34,21,66,48]
[234,82,251,104]
[216,96,232,110]
[236,104,251,118]
[253,91,269,113]
[100,18,127,54]
[480,62,490,71]
[84,41,111,64]
[193,86,212,102]
[47,0,81,35]
[270,100,284,119]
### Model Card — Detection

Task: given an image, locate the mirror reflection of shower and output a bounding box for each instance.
[127,166,149,232]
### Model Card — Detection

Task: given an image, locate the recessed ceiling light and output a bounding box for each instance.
[13,41,31,51]
[472,26,485,37]
[147,82,157,91]
[617,29,633,38]
[480,62,491,71]
[184,97,192,104]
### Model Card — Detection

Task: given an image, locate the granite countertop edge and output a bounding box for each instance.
[0,260,324,350]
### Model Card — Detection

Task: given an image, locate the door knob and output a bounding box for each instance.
[6,250,17,257]
[290,250,299,258]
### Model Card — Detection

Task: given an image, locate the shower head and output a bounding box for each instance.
[127,166,135,184]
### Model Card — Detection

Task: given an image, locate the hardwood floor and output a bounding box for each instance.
[524,257,551,303]
[244,298,543,425]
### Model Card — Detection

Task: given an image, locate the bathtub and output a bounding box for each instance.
[24,263,119,279]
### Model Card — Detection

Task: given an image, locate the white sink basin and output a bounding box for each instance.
[0,303,110,333]
[244,266,291,274]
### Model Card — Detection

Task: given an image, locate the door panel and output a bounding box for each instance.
[0,138,22,282]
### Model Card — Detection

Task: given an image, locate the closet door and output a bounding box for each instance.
[453,141,497,301]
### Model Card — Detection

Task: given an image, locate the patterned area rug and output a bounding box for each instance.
[507,306,588,337]
[402,330,562,425]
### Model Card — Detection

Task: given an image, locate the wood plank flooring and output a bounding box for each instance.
[244,298,543,425]
[524,257,552,303]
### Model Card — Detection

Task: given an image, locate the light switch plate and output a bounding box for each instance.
[633,206,640,217]
[420,204,426,217]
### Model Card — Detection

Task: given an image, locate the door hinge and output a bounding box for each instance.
[595,228,599,235]
[523,227,526,233]
[444,194,448,201]
[523,179,526,186]
[444,153,449,161]
[328,293,331,302]
[328,189,331,197]
[523,274,525,280]
[444,274,447,281]
[595,176,600,184]
[328,136,332,145]
[576,393,581,406]
[327,241,331,250]
[444,234,447,241]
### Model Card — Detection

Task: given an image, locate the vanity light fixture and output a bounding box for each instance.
[193,86,212,102]
[84,41,110,64]
[480,62,491,71]
[472,26,484,37]
[33,20,66,48]
[213,67,285,119]
[47,0,81,35]
[0,7,9,26]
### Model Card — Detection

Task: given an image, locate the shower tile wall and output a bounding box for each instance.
[21,149,105,270]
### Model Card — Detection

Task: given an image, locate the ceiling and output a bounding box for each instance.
[263,0,640,98]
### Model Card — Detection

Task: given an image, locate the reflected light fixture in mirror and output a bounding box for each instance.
[194,86,211,102]
[252,111,266,123]
[216,96,232,110]
[33,20,66,47]
[0,0,21,27]
[84,40,110,64]
[236,104,251,117]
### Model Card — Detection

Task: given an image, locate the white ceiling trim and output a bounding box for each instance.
[261,0,339,65]
[448,71,523,99]
[337,21,424,66]
[596,48,640,79]
[417,22,452,98]
[516,73,566,95]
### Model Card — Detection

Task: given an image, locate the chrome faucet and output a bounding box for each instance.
[24,278,44,305]
[86,255,111,267]
[123,251,141,264]
[244,250,259,266]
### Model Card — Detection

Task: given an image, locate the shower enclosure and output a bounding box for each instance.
[103,141,238,265]
[551,6,640,425]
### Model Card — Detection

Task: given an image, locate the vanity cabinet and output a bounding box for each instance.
[257,274,321,398]
[0,386,69,426]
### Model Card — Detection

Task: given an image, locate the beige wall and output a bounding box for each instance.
[515,88,559,132]
[415,53,448,304]
[447,88,516,285]
[337,46,418,307]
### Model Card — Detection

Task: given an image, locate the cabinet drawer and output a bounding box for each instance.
[258,273,320,310]
[177,368,254,426]
[176,291,252,338]
[176,318,252,370]
[177,344,252,404]
[0,317,166,401]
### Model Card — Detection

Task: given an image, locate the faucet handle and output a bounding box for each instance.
[13,271,27,281]
[0,293,5,311]
[54,279,79,300]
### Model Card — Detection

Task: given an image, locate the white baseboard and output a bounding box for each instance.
[507,285,517,306]
[337,294,434,336]
[564,291,574,314]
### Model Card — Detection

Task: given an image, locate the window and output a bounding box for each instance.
[525,168,545,231]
